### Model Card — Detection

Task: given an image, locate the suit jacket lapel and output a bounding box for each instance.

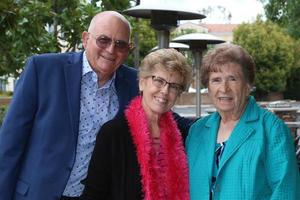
[115,68,129,115]
[63,52,82,138]
[194,113,220,179]
[115,65,139,117]
[218,125,254,171]
[206,114,221,180]
[218,96,258,172]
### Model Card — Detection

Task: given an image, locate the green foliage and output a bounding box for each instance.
[50,1,100,52]
[263,0,300,38]
[233,19,295,96]
[286,0,300,38]
[0,0,156,77]
[262,0,300,100]
[284,39,300,100]
[0,104,8,127]
[126,18,157,67]
[1,0,55,77]
[264,0,288,25]
[132,19,156,58]
[0,91,13,97]
[98,0,130,11]
[0,0,100,78]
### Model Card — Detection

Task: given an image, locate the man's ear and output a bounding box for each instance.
[82,31,89,49]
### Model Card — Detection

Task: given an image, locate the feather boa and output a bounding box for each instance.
[125,96,190,200]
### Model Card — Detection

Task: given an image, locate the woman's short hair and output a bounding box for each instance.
[139,48,192,91]
[200,43,255,88]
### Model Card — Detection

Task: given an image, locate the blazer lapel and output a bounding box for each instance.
[115,68,129,115]
[63,52,82,138]
[205,114,221,179]
[218,125,254,171]
[218,96,258,172]
[192,113,220,179]
[115,65,139,117]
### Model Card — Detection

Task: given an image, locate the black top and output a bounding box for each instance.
[81,115,143,200]
[81,113,189,200]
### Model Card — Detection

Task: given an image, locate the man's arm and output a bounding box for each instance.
[0,56,38,199]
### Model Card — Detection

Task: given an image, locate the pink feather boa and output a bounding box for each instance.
[125,96,190,200]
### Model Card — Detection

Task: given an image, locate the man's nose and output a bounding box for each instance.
[106,41,116,53]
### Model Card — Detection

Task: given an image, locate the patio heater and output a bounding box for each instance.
[172,33,225,117]
[151,42,189,51]
[123,3,205,49]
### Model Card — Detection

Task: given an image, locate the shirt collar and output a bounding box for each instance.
[82,51,93,76]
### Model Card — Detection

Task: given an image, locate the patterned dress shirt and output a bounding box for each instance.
[63,52,119,196]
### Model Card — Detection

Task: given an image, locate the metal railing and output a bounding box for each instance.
[285,122,300,171]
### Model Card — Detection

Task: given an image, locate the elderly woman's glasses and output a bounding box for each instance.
[150,76,183,94]
[88,33,133,53]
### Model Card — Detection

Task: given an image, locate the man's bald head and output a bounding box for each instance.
[82,10,132,86]
[88,11,131,37]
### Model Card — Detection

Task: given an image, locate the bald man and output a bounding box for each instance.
[0,11,139,200]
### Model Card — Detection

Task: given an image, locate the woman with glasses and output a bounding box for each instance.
[81,48,192,200]
[186,43,300,200]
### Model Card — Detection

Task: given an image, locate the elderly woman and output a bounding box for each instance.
[81,48,192,200]
[186,43,300,200]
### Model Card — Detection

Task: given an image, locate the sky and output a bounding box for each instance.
[140,0,265,24]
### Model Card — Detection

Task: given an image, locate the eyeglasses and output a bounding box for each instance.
[150,76,184,94]
[88,33,133,53]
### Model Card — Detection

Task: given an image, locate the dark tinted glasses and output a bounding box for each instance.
[89,33,133,53]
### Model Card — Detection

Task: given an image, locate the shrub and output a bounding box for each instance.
[0,105,9,127]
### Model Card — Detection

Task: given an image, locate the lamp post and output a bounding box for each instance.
[172,33,225,117]
[123,3,205,49]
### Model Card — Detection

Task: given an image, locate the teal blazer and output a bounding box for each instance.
[186,96,300,200]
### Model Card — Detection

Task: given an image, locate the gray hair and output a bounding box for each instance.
[201,43,255,88]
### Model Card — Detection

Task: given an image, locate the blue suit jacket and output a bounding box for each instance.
[186,96,300,200]
[0,52,139,200]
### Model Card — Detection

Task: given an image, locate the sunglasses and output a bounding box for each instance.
[88,33,133,53]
